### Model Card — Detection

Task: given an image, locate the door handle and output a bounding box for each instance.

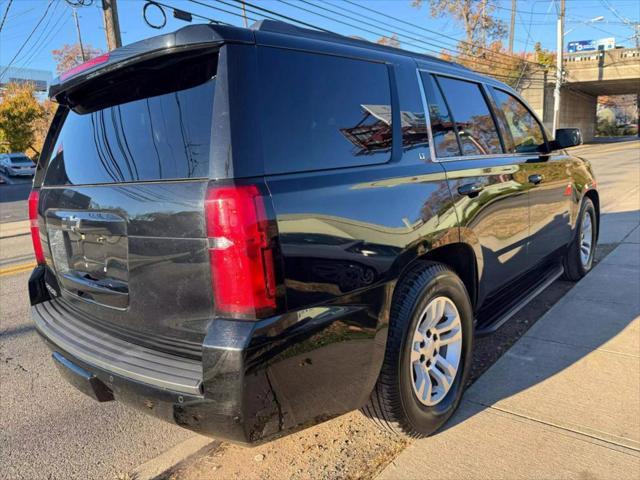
[457,182,484,197]
[528,174,543,185]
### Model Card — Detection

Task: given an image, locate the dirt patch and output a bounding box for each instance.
[163,244,616,480]
[158,413,407,480]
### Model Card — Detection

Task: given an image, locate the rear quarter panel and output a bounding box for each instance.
[240,53,462,438]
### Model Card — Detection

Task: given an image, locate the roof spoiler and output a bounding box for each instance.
[49,23,254,102]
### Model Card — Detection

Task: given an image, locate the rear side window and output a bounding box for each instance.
[421,73,460,158]
[258,47,392,174]
[492,89,546,153]
[43,79,215,186]
[435,76,502,156]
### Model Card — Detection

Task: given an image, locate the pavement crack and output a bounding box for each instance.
[467,399,640,455]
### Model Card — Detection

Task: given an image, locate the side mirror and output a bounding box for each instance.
[553,128,583,149]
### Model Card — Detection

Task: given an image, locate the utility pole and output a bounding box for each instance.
[508,0,516,54]
[101,0,122,50]
[241,1,248,28]
[72,8,86,62]
[552,0,565,134]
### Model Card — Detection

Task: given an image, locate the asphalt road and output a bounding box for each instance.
[0,173,32,223]
[0,139,637,480]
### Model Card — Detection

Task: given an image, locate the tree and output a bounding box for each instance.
[533,42,554,68]
[412,0,506,56]
[412,1,537,88]
[32,99,57,159]
[377,33,401,48]
[0,82,44,155]
[52,43,104,75]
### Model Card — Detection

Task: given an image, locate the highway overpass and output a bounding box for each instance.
[520,47,639,141]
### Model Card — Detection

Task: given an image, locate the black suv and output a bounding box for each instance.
[29,21,598,444]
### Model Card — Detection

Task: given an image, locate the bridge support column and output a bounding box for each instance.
[558,88,598,142]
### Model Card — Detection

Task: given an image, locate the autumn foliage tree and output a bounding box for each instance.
[377,33,401,48]
[0,82,45,155]
[52,43,104,75]
[412,0,538,88]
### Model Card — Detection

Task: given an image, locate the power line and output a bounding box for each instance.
[339,0,547,68]
[148,0,551,85]
[274,0,546,76]
[226,0,334,32]
[0,0,13,32]
[149,0,230,26]
[11,0,62,64]
[16,7,69,72]
[187,0,276,24]
[0,0,55,81]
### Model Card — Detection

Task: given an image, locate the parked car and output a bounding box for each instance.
[0,152,36,176]
[28,21,599,444]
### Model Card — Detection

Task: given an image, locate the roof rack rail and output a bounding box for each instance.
[250,19,463,69]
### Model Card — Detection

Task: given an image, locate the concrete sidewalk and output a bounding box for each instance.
[380,223,640,479]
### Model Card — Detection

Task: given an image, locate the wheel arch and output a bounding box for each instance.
[583,189,600,241]
[396,242,478,310]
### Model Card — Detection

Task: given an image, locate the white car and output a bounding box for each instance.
[0,153,36,177]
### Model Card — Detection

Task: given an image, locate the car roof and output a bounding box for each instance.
[51,19,512,100]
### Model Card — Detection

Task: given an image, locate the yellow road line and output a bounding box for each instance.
[0,262,36,277]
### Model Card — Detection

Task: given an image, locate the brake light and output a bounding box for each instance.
[28,190,45,265]
[205,184,277,318]
[60,53,110,81]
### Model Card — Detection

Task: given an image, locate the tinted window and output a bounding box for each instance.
[259,48,392,174]
[492,89,546,153]
[43,79,215,185]
[421,73,460,158]
[10,154,31,164]
[436,76,502,156]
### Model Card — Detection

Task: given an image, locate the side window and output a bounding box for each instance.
[492,89,546,153]
[258,47,392,174]
[436,76,503,156]
[421,73,460,158]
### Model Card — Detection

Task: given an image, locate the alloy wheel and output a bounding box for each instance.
[410,296,463,407]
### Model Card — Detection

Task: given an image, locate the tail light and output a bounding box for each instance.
[205,184,278,319]
[60,53,110,81]
[28,190,46,265]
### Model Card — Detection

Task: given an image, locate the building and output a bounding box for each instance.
[0,66,53,99]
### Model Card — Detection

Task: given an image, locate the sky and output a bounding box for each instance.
[1,0,639,80]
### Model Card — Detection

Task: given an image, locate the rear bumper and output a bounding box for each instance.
[32,301,248,442]
[31,278,391,444]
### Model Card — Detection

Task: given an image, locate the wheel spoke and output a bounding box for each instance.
[423,371,433,402]
[435,354,457,378]
[414,362,428,395]
[411,347,422,363]
[430,364,451,390]
[434,297,445,323]
[439,327,462,346]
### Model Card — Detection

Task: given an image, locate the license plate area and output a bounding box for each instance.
[46,210,129,309]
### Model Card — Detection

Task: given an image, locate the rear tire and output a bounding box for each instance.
[563,197,597,281]
[361,262,473,438]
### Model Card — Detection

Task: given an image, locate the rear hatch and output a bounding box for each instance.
[35,41,224,359]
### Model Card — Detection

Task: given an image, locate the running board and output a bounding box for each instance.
[475,265,564,336]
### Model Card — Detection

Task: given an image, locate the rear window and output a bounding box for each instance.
[258,47,392,174]
[43,78,215,186]
[10,155,32,164]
